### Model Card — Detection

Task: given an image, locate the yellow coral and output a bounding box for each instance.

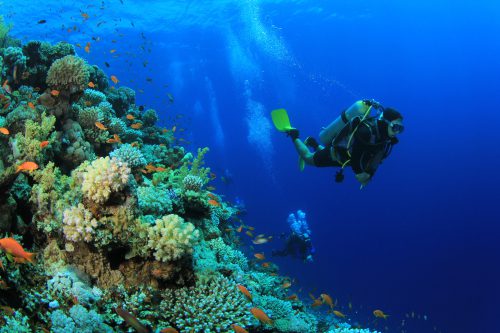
[46,55,89,94]
[147,214,200,262]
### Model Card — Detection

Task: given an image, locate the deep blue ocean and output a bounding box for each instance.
[3,0,500,332]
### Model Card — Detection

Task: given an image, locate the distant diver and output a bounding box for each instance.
[271,99,404,188]
[272,210,315,263]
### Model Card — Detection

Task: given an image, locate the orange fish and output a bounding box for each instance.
[0,127,9,135]
[0,238,36,263]
[261,262,271,268]
[237,284,252,301]
[237,225,243,233]
[281,281,292,289]
[333,310,346,318]
[286,294,299,301]
[50,89,60,96]
[111,75,119,84]
[28,102,35,109]
[254,253,265,260]
[110,49,117,53]
[2,80,11,93]
[126,114,135,120]
[84,42,91,53]
[88,81,95,88]
[250,307,273,326]
[208,199,220,207]
[16,161,39,173]
[131,122,143,129]
[131,142,139,147]
[155,167,166,172]
[160,328,179,333]
[115,308,150,333]
[311,298,323,308]
[231,324,249,333]
[95,122,107,130]
[320,294,334,308]
[40,141,49,148]
[81,12,89,20]
[373,309,389,319]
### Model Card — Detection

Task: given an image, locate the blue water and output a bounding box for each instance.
[4,0,500,332]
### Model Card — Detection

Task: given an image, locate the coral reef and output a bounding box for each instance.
[46,55,89,94]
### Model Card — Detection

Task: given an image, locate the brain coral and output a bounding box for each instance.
[80,157,130,204]
[160,275,253,333]
[147,214,200,262]
[46,55,89,94]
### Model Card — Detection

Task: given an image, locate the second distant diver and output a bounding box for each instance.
[271,99,404,187]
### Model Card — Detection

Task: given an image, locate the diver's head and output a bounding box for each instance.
[379,107,404,138]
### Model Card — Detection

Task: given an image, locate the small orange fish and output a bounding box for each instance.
[40,141,49,148]
[261,262,271,268]
[0,238,36,263]
[208,199,220,207]
[0,127,9,135]
[126,114,135,120]
[254,253,265,260]
[16,161,39,173]
[311,298,323,308]
[88,81,95,88]
[237,225,243,233]
[28,102,35,109]
[373,309,389,319]
[2,80,11,93]
[281,281,291,289]
[131,142,139,147]
[50,89,60,96]
[131,122,143,129]
[111,75,119,84]
[155,167,166,172]
[162,128,168,133]
[84,42,91,53]
[237,284,252,301]
[110,49,117,53]
[320,294,334,308]
[95,122,107,130]
[333,310,346,318]
[160,328,179,333]
[231,324,249,333]
[250,307,273,326]
[286,294,299,301]
[81,12,89,20]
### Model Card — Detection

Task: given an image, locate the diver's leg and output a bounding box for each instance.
[293,138,315,165]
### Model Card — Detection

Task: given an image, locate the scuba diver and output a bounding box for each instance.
[272,210,315,263]
[271,99,404,187]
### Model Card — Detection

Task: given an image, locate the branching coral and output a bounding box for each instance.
[62,203,99,242]
[160,275,254,333]
[110,143,146,168]
[146,214,200,262]
[80,156,130,204]
[46,55,89,94]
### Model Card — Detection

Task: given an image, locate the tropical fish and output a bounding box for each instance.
[104,62,110,68]
[281,281,292,289]
[286,294,299,301]
[38,20,47,24]
[40,141,49,148]
[250,307,273,325]
[160,328,179,333]
[110,49,117,53]
[231,324,249,333]
[333,310,346,318]
[81,12,90,20]
[84,42,91,53]
[254,253,265,260]
[2,80,12,93]
[208,199,220,207]
[126,114,135,120]
[88,82,96,88]
[131,122,143,129]
[114,308,151,333]
[50,90,60,96]
[111,75,119,84]
[95,122,107,130]
[261,262,270,268]
[245,231,254,237]
[237,284,252,301]
[0,238,36,263]
[311,298,323,308]
[28,102,35,109]
[0,128,9,135]
[373,309,389,319]
[320,294,334,308]
[16,161,39,173]
[252,237,270,245]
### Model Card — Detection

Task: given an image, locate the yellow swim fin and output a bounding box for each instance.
[271,108,293,132]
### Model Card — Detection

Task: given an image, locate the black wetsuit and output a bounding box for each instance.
[313,117,395,177]
[272,233,313,261]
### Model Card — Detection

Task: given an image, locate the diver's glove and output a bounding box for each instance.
[362,99,384,110]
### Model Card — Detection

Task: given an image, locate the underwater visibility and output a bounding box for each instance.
[0,1,499,332]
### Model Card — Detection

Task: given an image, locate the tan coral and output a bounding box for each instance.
[46,55,89,94]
